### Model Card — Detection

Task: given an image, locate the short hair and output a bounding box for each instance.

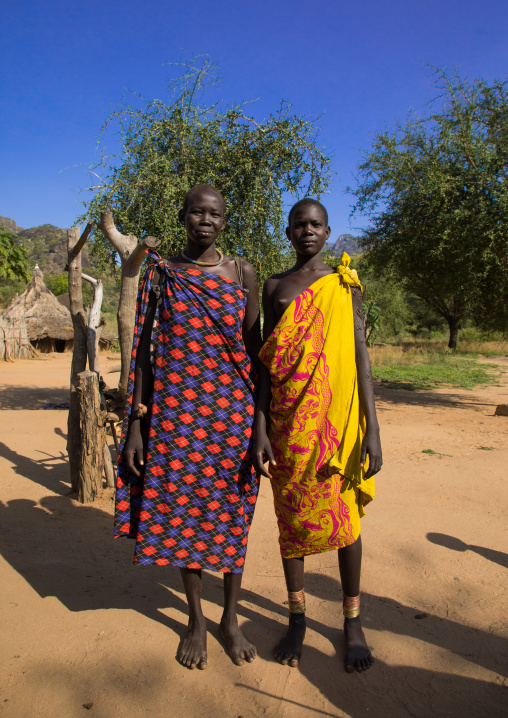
[182,185,226,214]
[288,198,328,226]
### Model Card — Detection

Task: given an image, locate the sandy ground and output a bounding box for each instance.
[0,352,507,718]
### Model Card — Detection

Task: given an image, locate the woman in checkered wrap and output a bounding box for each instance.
[115,186,262,670]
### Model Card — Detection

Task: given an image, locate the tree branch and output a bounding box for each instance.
[99,211,138,260]
[69,221,94,258]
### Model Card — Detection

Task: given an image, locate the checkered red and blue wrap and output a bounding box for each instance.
[114,254,259,573]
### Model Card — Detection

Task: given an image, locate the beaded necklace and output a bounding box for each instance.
[180,248,224,267]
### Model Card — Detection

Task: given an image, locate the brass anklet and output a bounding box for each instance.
[288,589,306,614]
[343,594,360,619]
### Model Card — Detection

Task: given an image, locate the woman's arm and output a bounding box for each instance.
[351,286,382,479]
[123,272,158,476]
[238,260,262,365]
[253,278,278,478]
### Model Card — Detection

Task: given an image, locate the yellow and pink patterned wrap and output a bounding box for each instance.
[259,254,375,559]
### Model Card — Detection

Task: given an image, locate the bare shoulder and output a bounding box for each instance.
[236,257,256,280]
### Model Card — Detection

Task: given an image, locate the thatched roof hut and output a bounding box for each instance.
[2,266,116,353]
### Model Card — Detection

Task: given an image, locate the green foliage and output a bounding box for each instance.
[82,58,332,286]
[45,273,68,296]
[371,353,500,390]
[0,228,30,282]
[363,300,381,344]
[350,69,508,347]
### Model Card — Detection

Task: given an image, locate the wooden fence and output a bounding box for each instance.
[0,319,36,361]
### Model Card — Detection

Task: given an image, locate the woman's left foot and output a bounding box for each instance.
[219,619,257,666]
[344,617,374,672]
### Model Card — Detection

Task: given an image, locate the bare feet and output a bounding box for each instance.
[176,618,208,670]
[219,619,257,666]
[344,616,373,672]
[274,613,306,667]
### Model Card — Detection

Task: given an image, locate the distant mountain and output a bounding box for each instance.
[0,217,119,313]
[0,215,24,235]
[324,233,361,257]
[12,223,97,275]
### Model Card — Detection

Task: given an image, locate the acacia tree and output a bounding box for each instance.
[0,229,30,282]
[83,58,332,289]
[350,70,508,348]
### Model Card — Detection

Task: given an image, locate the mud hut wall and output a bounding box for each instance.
[0,319,31,360]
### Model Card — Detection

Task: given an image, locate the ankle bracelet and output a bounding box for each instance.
[343,594,360,619]
[288,589,306,614]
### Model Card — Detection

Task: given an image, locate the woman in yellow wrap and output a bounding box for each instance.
[254,199,382,673]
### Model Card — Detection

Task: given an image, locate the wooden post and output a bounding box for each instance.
[77,370,106,503]
[67,223,93,493]
[103,443,115,488]
[81,272,104,375]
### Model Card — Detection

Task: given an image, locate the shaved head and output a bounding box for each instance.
[288,198,328,226]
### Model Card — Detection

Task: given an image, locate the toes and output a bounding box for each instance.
[288,657,300,667]
[198,660,207,670]
[345,662,354,673]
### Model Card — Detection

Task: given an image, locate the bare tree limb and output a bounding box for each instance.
[99,211,160,399]
[99,211,138,261]
[69,221,94,259]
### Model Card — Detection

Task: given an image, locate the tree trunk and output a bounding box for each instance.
[447,315,460,349]
[99,211,159,400]
[77,370,106,503]
[67,225,91,493]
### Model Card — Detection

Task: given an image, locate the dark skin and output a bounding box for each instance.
[124,187,262,670]
[253,202,382,672]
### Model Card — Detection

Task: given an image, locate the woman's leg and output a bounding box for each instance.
[176,568,208,669]
[274,556,306,667]
[220,572,257,665]
[338,535,373,672]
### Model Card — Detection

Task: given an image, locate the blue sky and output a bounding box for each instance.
[1,0,507,239]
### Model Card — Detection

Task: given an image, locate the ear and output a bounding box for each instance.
[285,226,291,240]
[325,225,331,240]
[178,209,186,225]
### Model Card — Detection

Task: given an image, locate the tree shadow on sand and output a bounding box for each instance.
[0,384,69,410]
[427,532,508,570]
[374,384,500,412]
[0,441,70,495]
[1,440,507,717]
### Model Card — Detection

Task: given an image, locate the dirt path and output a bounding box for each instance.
[1,353,507,718]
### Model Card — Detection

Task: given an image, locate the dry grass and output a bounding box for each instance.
[368,341,506,391]
[369,340,508,365]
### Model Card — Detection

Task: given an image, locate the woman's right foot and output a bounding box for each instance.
[176,618,208,669]
[274,613,306,667]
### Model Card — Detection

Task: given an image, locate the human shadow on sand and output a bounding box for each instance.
[427,532,508,569]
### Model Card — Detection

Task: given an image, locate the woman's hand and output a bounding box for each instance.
[360,424,382,479]
[253,428,277,479]
[135,402,150,420]
[124,419,145,477]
